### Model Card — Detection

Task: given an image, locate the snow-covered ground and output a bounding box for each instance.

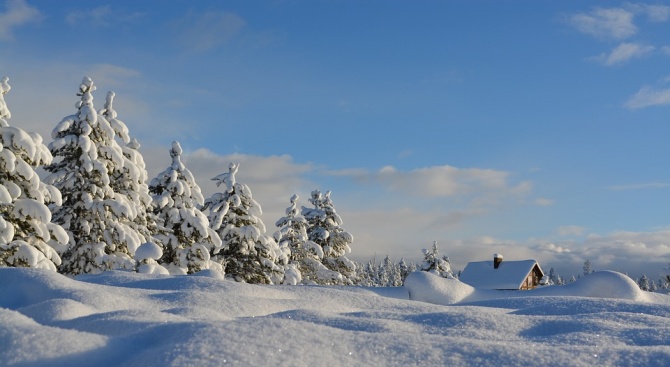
[1,269,669,367]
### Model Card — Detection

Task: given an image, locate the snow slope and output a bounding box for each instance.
[1,268,669,367]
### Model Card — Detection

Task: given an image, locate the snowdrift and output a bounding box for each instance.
[1,268,670,367]
[404,270,664,306]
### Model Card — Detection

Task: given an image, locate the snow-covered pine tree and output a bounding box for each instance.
[0,76,69,270]
[386,256,403,286]
[638,274,650,291]
[301,190,356,285]
[398,258,409,281]
[649,278,657,292]
[99,91,159,248]
[202,162,286,284]
[378,256,390,287]
[583,259,592,276]
[420,241,454,278]
[44,77,143,275]
[274,194,342,285]
[149,141,222,275]
[547,267,558,285]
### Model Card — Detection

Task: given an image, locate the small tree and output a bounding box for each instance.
[0,76,69,270]
[44,77,140,275]
[99,92,159,248]
[274,194,342,285]
[149,141,222,275]
[302,190,356,284]
[583,259,592,276]
[421,241,454,278]
[202,162,285,284]
[638,274,650,291]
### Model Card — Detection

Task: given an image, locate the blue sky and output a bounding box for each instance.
[1,0,669,278]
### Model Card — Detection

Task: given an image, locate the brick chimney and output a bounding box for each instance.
[493,253,503,269]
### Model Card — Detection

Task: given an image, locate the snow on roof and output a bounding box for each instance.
[459,259,541,290]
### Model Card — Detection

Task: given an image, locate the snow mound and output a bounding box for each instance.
[404,271,475,304]
[557,270,648,301]
[18,298,98,323]
[404,270,659,306]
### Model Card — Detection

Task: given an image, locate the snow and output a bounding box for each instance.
[1,268,669,367]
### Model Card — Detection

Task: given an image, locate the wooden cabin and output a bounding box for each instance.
[458,254,544,290]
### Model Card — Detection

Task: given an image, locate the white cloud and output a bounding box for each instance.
[537,243,572,254]
[624,85,670,109]
[326,164,530,199]
[0,0,41,41]
[84,64,141,87]
[626,3,670,22]
[557,225,586,237]
[569,7,637,40]
[529,229,670,278]
[65,5,111,26]
[534,198,555,207]
[398,149,413,159]
[65,6,143,27]
[608,182,670,190]
[593,42,655,65]
[173,11,246,52]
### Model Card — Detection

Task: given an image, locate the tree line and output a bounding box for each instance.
[0,76,362,285]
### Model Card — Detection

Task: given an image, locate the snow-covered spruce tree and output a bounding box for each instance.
[583,259,592,276]
[202,163,286,284]
[44,77,143,275]
[380,255,402,287]
[301,190,356,285]
[638,274,650,291]
[420,241,454,278]
[356,258,379,286]
[149,141,222,275]
[99,91,159,247]
[0,76,69,270]
[274,194,342,285]
[398,257,415,283]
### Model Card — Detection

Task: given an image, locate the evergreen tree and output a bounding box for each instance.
[379,255,403,287]
[548,267,558,285]
[44,77,141,275]
[378,255,391,287]
[556,275,565,286]
[202,162,285,284]
[420,241,454,278]
[638,274,650,291]
[355,257,378,286]
[398,257,410,283]
[274,194,340,285]
[0,76,69,270]
[648,278,657,292]
[149,141,222,275]
[302,190,356,285]
[99,91,158,247]
[583,259,592,276]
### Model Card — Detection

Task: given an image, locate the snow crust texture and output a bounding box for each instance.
[1,268,669,367]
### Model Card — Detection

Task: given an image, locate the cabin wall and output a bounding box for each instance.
[520,267,544,290]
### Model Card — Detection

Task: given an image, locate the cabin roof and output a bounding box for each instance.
[459,259,543,290]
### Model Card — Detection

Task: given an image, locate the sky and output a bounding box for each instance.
[3,268,670,366]
[0,0,668,278]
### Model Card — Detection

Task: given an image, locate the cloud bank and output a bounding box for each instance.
[0,0,41,41]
